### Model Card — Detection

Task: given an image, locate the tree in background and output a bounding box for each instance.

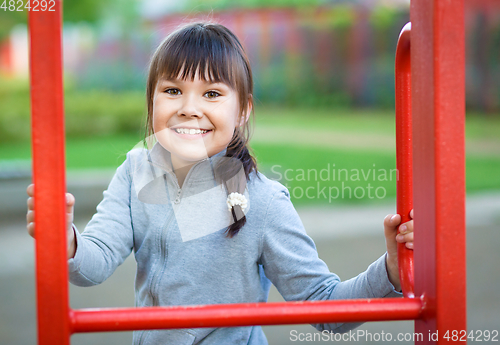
[0,0,140,41]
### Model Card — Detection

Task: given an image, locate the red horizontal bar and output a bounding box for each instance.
[70,298,423,333]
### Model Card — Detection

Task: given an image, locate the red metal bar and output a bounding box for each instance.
[411,0,467,343]
[70,298,423,333]
[28,1,70,345]
[395,22,415,299]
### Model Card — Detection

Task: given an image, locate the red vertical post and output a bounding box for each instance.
[395,23,415,299]
[411,1,467,344]
[29,1,70,345]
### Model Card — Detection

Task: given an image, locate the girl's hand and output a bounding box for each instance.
[383,209,414,292]
[26,184,77,259]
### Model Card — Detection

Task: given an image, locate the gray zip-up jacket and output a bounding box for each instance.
[68,144,402,345]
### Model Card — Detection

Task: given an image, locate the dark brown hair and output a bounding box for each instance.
[145,21,260,237]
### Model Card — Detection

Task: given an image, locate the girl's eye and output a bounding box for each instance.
[205,91,221,99]
[165,88,180,95]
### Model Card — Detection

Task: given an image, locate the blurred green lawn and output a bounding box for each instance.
[1,106,499,205]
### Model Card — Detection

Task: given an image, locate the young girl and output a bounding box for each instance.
[26,21,414,345]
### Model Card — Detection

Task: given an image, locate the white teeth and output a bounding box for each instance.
[174,128,209,135]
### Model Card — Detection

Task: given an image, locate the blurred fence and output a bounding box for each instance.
[465,0,500,113]
[1,2,499,111]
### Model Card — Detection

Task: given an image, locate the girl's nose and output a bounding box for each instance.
[178,95,203,119]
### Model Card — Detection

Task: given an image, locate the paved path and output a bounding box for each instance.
[0,192,499,344]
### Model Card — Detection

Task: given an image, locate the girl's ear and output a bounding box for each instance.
[238,95,253,127]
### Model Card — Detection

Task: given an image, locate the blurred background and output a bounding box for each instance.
[1,0,499,344]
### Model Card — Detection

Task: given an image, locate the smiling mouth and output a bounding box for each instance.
[172,128,212,135]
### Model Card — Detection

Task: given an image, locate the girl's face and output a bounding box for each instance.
[152,71,251,171]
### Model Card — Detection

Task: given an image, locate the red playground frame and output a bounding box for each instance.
[29,1,466,344]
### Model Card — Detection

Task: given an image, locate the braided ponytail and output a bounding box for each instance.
[214,128,260,238]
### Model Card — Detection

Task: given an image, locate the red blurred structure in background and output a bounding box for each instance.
[29,0,466,344]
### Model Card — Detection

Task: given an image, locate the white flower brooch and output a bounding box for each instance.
[226,192,247,212]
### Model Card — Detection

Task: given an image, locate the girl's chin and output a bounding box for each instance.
[153,135,224,164]
[156,138,208,155]
[169,150,210,164]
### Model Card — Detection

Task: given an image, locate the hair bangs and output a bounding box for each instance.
[155,27,238,90]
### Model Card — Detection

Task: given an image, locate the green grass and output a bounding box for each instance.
[0,133,142,169]
[254,105,397,135]
[255,106,500,140]
[466,156,500,192]
[64,134,143,169]
[465,112,500,140]
[1,106,500,205]
[252,142,500,206]
[252,143,398,206]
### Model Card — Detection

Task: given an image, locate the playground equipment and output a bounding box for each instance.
[29,1,466,344]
